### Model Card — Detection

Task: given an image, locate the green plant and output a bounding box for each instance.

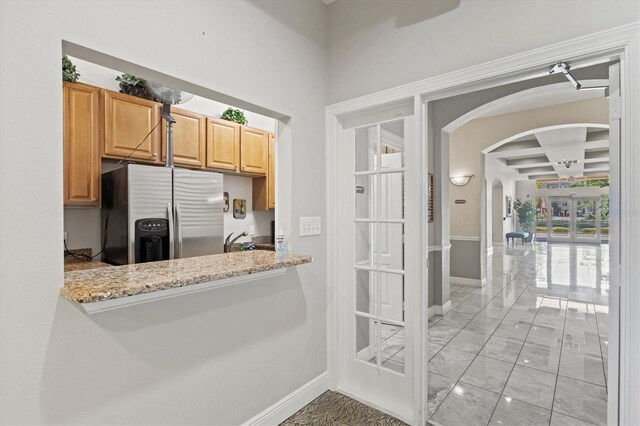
[115,74,158,101]
[62,55,80,83]
[513,198,536,233]
[221,107,248,125]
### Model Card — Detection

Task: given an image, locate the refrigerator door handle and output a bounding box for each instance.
[175,203,183,258]
[167,202,175,260]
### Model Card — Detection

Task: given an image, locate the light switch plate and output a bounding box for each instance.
[300,217,321,237]
[249,225,256,236]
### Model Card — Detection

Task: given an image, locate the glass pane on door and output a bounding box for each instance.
[355,316,378,366]
[355,125,378,172]
[550,199,571,238]
[535,197,548,241]
[380,325,404,374]
[355,174,376,219]
[352,121,406,376]
[575,199,598,240]
[600,194,609,243]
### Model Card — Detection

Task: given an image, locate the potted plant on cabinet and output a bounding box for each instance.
[62,55,80,83]
[220,107,248,125]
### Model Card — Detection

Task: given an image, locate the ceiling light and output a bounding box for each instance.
[449,175,474,186]
[556,159,579,168]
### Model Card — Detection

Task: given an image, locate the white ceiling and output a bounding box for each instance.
[487,126,609,180]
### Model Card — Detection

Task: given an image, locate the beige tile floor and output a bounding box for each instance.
[428,243,609,426]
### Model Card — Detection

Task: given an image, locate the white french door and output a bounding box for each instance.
[546,196,601,243]
[341,117,415,421]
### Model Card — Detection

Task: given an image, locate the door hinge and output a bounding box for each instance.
[610,96,622,120]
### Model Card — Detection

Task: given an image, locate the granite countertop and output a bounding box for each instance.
[61,250,312,304]
[64,261,112,272]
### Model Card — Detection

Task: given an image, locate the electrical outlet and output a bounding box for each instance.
[299,217,321,237]
[249,225,256,236]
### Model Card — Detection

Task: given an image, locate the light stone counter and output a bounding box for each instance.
[61,251,312,305]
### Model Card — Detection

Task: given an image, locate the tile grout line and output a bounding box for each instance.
[547,280,570,426]
[592,296,609,391]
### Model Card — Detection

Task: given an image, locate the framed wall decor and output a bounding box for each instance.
[506,195,513,217]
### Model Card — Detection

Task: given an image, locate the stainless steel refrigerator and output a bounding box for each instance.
[102,164,224,265]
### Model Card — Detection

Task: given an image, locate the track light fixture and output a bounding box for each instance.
[549,62,608,91]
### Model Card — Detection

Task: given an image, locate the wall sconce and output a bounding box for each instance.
[449,175,474,186]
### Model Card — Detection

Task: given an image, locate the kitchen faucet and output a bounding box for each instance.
[224,231,248,253]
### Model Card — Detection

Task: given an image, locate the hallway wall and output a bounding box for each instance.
[492,182,504,244]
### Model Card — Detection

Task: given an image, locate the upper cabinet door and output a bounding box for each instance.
[206,118,240,172]
[103,90,161,162]
[63,82,101,207]
[268,133,275,209]
[240,126,268,175]
[162,107,206,168]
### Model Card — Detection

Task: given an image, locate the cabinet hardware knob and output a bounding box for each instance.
[153,153,158,157]
[91,198,97,201]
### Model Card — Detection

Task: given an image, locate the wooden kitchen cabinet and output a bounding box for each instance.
[63,82,101,207]
[103,89,161,163]
[268,133,275,208]
[206,117,240,171]
[253,132,275,210]
[240,126,268,175]
[162,107,206,168]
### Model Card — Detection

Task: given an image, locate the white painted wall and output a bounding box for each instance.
[0,1,327,424]
[327,0,640,103]
[491,181,503,244]
[516,180,538,201]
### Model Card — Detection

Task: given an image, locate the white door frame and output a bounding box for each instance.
[327,23,639,425]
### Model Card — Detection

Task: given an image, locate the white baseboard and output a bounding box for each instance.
[244,372,329,425]
[434,301,452,316]
[428,305,435,318]
[493,242,504,247]
[450,276,486,287]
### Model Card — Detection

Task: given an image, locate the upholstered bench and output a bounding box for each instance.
[506,232,530,245]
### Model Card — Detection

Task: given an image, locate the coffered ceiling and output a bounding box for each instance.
[487,126,609,180]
